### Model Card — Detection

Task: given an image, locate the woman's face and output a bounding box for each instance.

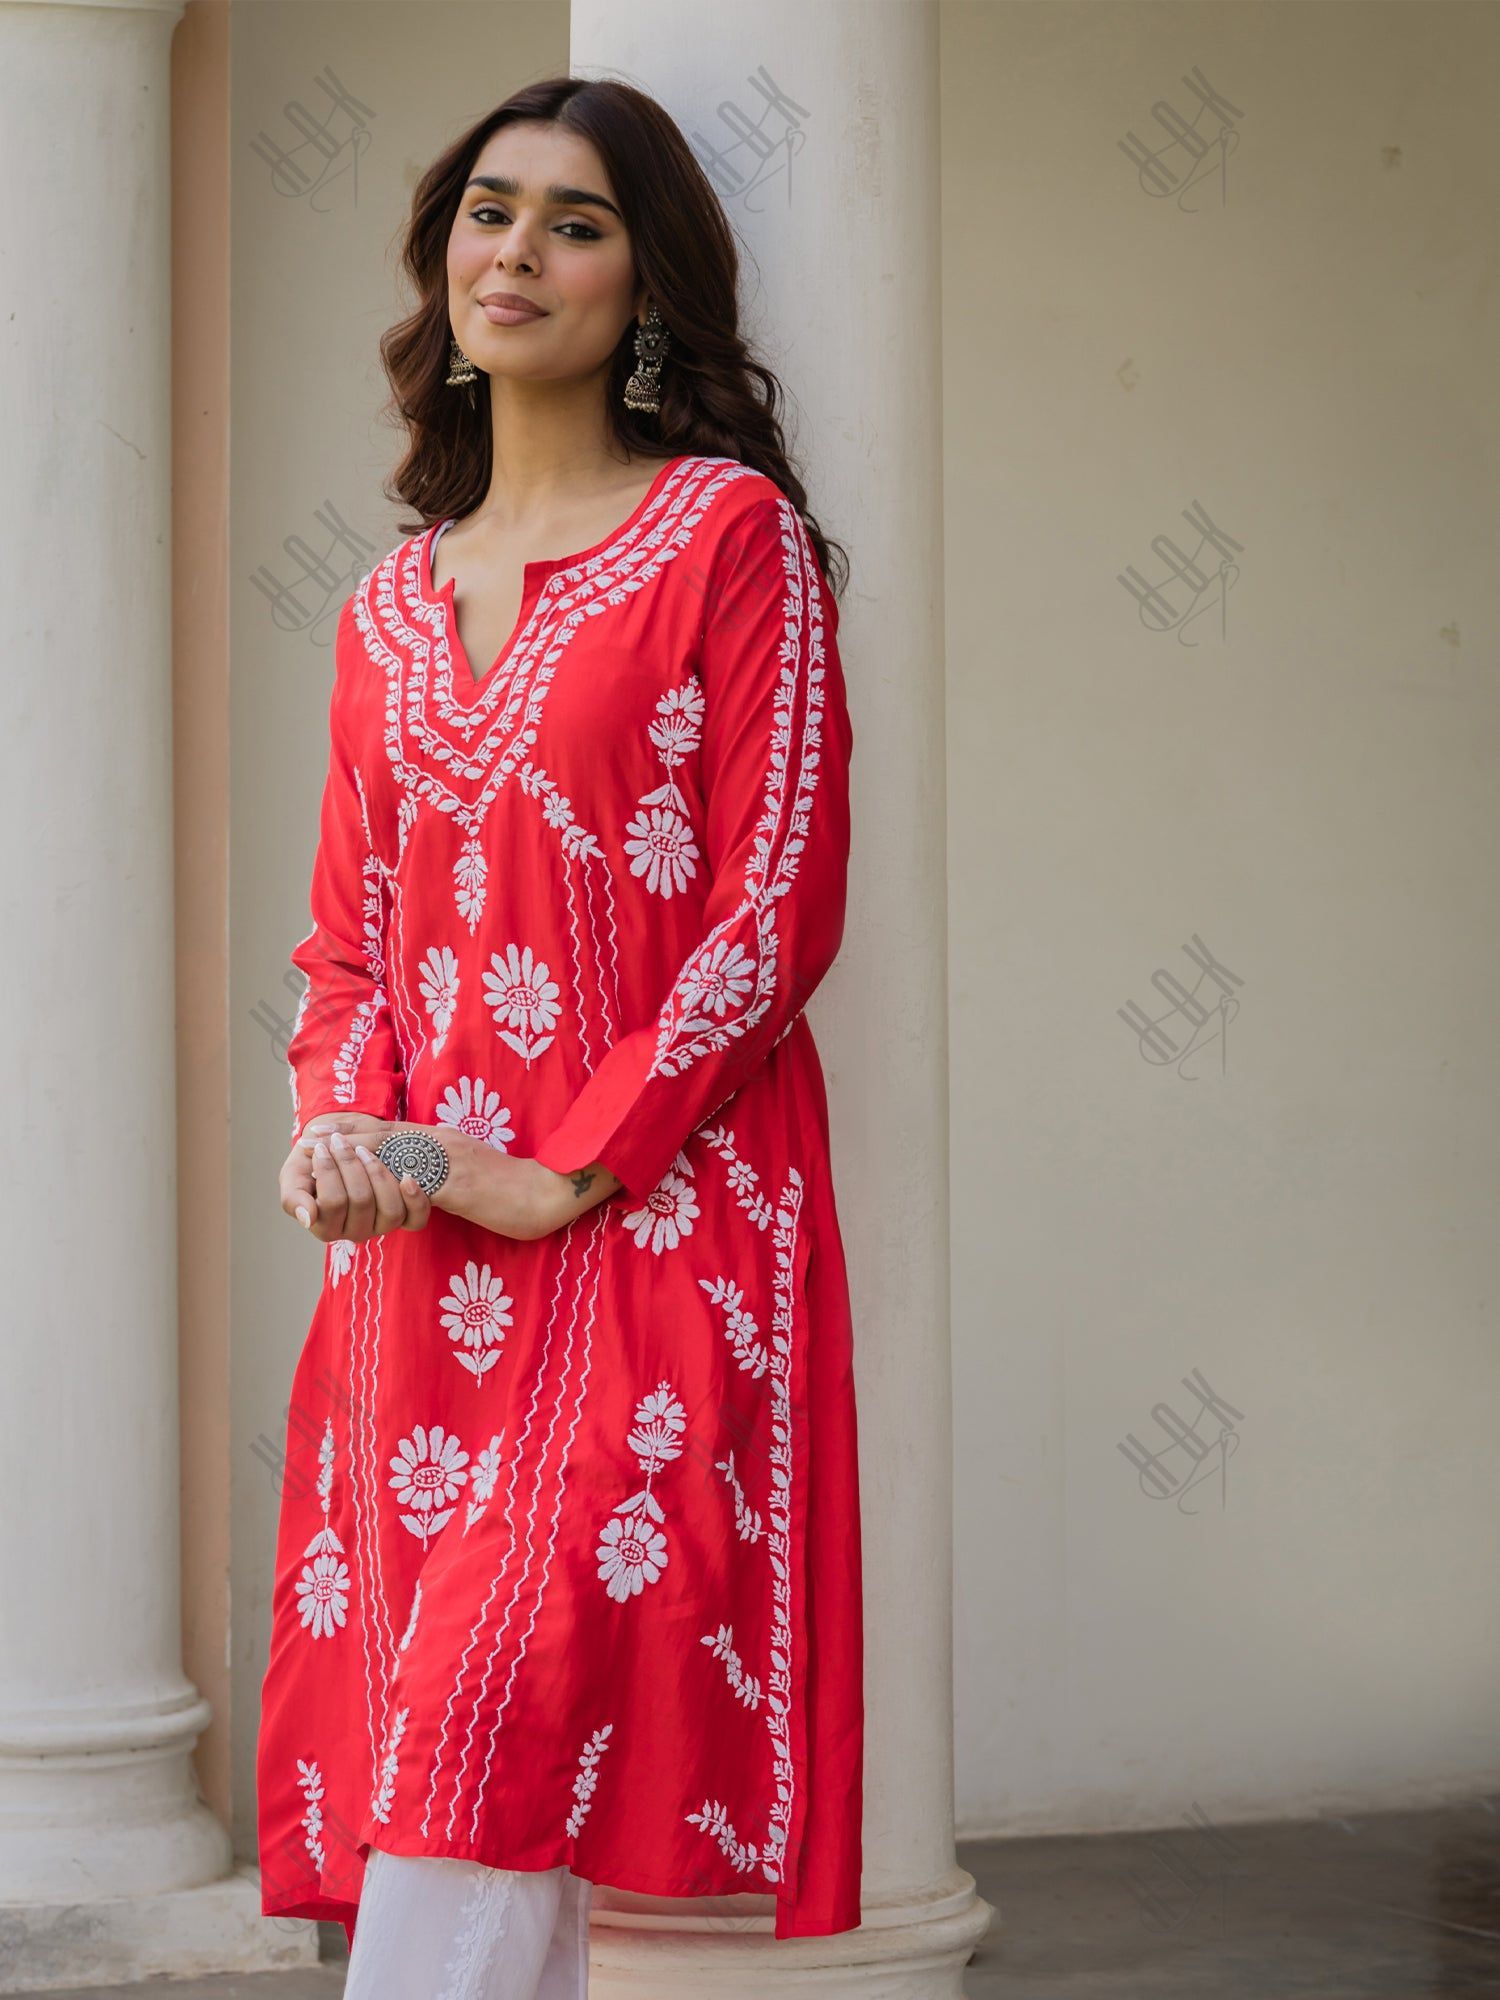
[447,120,643,389]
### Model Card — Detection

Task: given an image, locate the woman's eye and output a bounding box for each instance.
[469,205,599,241]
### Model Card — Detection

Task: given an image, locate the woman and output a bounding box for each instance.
[256,74,863,1997]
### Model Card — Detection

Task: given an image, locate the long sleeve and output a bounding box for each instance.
[533,490,853,1204]
[284,597,405,1146]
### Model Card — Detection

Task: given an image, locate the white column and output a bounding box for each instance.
[0,2,310,1986]
[570,5,992,1994]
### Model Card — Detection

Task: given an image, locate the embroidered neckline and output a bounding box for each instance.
[417,454,692,709]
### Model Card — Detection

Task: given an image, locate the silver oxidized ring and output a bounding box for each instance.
[374,1128,450,1198]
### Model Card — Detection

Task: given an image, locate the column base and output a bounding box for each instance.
[0,1865,319,1995]
[588,1866,996,1997]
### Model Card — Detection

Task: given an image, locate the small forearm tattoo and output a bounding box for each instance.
[566,1163,621,1203]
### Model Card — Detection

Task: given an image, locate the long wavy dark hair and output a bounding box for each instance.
[377,75,848,601]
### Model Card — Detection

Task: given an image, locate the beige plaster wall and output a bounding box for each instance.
[944,0,1500,1839]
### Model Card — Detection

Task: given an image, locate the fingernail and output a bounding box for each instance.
[331,1132,349,1152]
[295,1206,311,1227]
[315,1140,330,1158]
[355,1144,375,1162]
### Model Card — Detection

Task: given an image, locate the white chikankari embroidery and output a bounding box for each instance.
[683,1797,759,1875]
[439,1260,513,1381]
[482,943,560,1065]
[696,1275,771,1380]
[621,1161,700,1254]
[623,679,705,899]
[295,1419,350,1639]
[327,1238,356,1287]
[454,833,487,933]
[436,1868,515,2000]
[416,943,460,1053]
[597,1381,686,1602]
[518,762,605,862]
[648,500,828,1083]
[700,1123,775,1229]
[700,1623,763,1709]
[463,1432,505,1531]
[686,1167,804,1890]
[353,458,758,848]
[564,1723,614,1836]
[296,1759,328,1871]
[398,1577,423,1653]
[715,1439,765,1544]
[434,1076,516,1149]
[370,1704,409,1824]
[388,1424,470,1545]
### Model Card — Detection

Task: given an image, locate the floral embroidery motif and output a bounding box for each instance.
[712,1439,764,1545]
[623,680,705,899]
[648,502,827,1082]
[438,1260,513,1381]
[453,834,487,933]
[295,1419,350,1639]
[327,1238,357,1287]
[687,1168,803,1889]
[436,1868,514,2000]
[416,943,460,1053]
[519,762,605,863]
[597,1382,686,1602]
[700,1624,763,1709]
[434,1076,515,1150]
[700,1123,775,1229]
[388,1424,470,1545]
[370,1705,409,1824]
[683,1797,759,1875]
[620,1161,700,1255]
[482,942,560,1065]
[697,1275,770,1380]
[464,1432,505,1532]
[296,1759,328,1872]
[564,1723,614,1836]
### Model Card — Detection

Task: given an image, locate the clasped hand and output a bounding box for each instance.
[278,1113,567,1245]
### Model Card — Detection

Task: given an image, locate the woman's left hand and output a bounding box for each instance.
[298,1114,571,1242]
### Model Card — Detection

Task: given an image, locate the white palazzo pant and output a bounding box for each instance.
[343,1846,592,1998]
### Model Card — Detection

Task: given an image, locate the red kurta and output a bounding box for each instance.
[255,453,864,1942]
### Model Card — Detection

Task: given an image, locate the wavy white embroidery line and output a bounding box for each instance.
[464,1211,608,1845]
[418,1216,598,1840]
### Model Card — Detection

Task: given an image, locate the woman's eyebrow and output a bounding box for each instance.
[462,175,622,221]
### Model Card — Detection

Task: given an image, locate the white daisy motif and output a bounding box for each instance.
[438,1260,514,1380]
[295,1551,351,1639]
[389,1424,469,1544]
[482,943,561,1065]
[679,936,756,1018]
[597,1511,670,1602]
[621,1169,700,1254]
[417,944,461,1052]
[435,1077,516,1150]
[623,804,700,899]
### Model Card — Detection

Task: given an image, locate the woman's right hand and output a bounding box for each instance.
[279,1123,433,1243]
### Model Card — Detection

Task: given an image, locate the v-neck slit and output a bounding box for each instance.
[420,455,687,704]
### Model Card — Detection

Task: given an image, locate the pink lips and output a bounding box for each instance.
[479,293,547,325]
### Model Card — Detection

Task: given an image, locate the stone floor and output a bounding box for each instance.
[15,1799,1500,1996]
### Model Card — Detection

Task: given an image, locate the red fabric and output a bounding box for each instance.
[255,454,864,1941]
